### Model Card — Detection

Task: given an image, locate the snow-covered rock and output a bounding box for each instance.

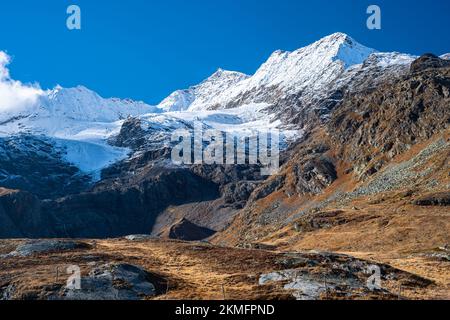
[157,68,249,112]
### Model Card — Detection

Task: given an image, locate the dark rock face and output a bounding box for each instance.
[293,156,337,195]
[44,168,220,238]
[410,54,450,73]
[112,117,148,150]
[165,218,216,241]
[222,181,259,209]
[251,175,286,202]
[0,189,51,238]
[0,165,221,239]
[414,192,450,206]
[0,136,91,199]
[329,65,450,180]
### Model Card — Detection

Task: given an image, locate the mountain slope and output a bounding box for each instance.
[214,56,450,251]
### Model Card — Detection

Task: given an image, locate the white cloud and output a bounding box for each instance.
[0,51,43,113]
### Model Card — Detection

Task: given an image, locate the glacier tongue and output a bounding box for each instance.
[52,138,130,181]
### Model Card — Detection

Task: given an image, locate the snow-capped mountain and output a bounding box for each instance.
[42,86,159,122]
[0,84,160,180]
[0,32,422,184]
[0,85,159,131]
[185,33,378,111]
[158,33,416,127]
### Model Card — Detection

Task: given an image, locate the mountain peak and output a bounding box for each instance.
[307,33,376,68]
[203,68,249,83]
[158,69,249,112]
[320,32,354,43]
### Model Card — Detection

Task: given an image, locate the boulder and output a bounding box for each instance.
[62,263,157,300]
[7,240,90,257]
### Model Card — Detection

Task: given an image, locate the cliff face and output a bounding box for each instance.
[0,167,220,239]
[330,62,449,180]
[0,189,49,238]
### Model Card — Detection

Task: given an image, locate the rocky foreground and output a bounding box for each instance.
[0,238,447,300]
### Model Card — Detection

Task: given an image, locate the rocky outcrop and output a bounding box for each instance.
[124,234,157,241]
[60,263,161,300]
[259,251,433,300]
[163,218,216,241]
[330,61,449,180]
[0,189,51,238]
[4,240,90,257]
[413,192,450,206]
[292,156,337,195]
[111,117,149,150]
[222,181,259,209]
[250,175,286,202]
[293,210,346,233]
[410,54,450,73]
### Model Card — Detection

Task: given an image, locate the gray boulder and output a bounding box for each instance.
[62,263,157,300]
[6,240,90,257]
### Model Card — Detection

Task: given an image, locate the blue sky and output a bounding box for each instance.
[1,0,449,104]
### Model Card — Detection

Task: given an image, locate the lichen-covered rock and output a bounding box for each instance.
[62,263,157,300]
[6,240,90,257]
[124,234,157,241]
